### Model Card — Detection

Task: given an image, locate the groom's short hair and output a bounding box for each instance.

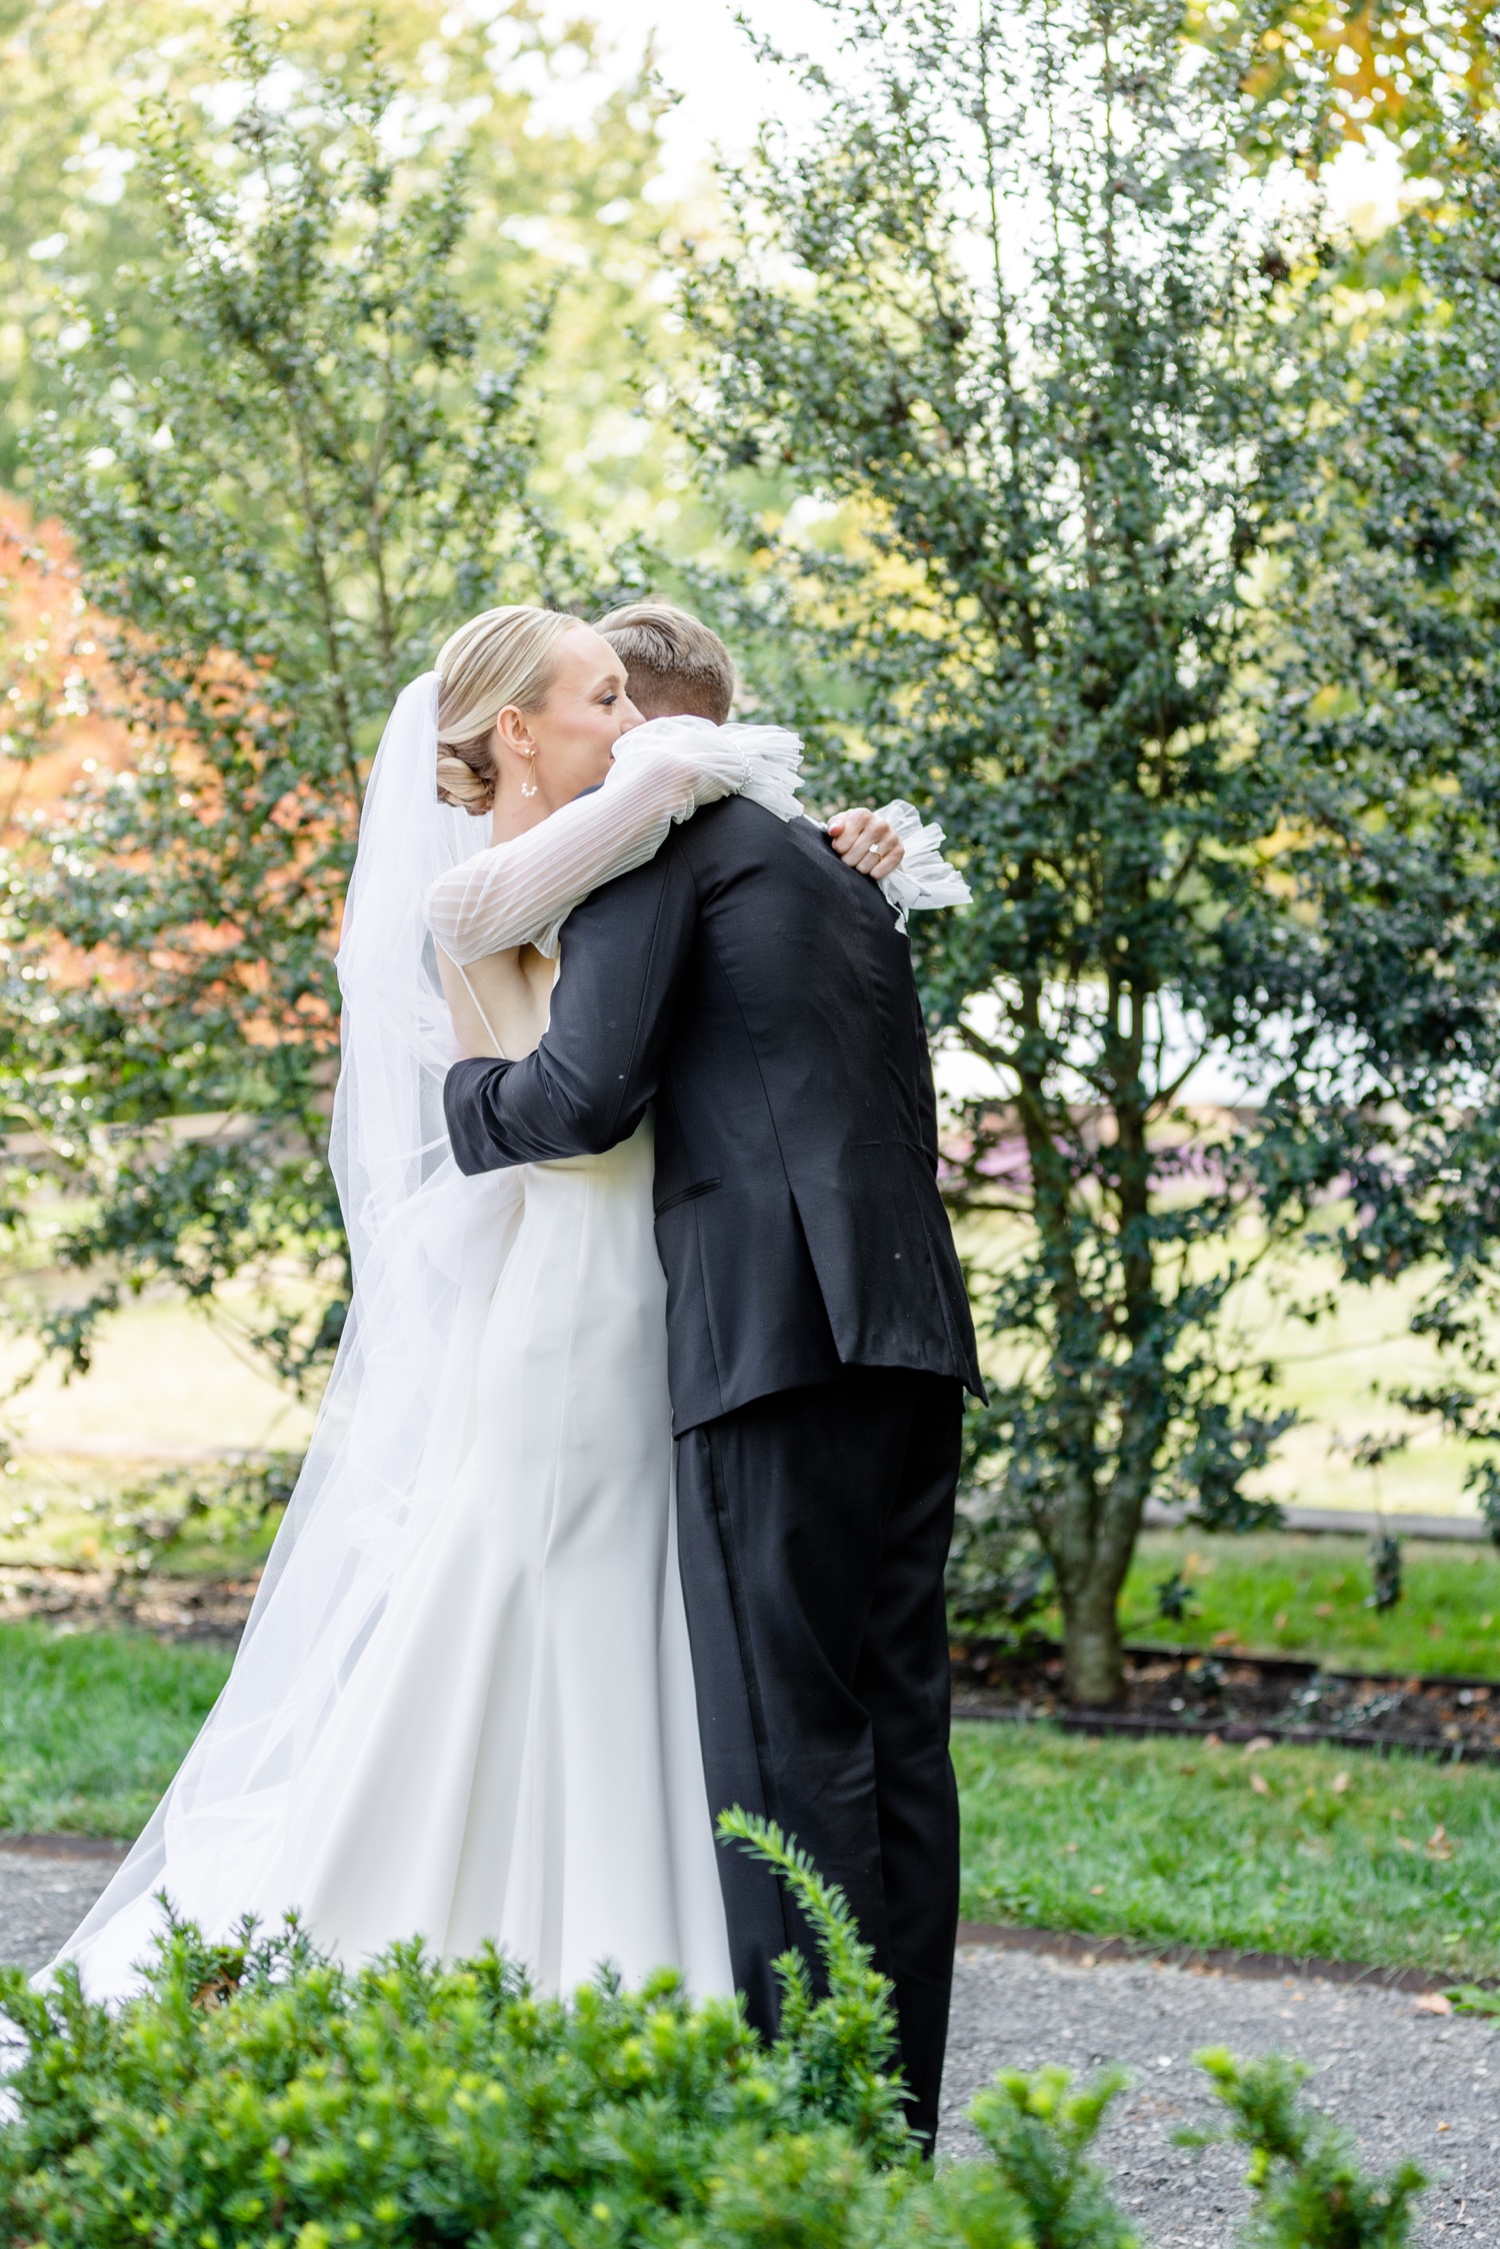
[594,601,736,726]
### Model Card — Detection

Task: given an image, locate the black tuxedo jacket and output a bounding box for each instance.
[444,797,983,1433]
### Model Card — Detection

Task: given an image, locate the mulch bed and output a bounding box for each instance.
[0,1566,256,1644]
[953,1918,1460,1995]
[6,1572,1500,1764]
[951,1635,1500,1762]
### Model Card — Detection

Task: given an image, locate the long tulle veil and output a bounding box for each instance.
[55,673,526,1993]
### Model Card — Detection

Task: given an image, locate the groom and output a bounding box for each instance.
[444,602,982,2148]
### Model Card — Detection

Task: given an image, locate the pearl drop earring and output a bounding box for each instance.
[521,749,539,800]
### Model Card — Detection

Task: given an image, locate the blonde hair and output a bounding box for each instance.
[593,600,735,725]
[433,605,579,816]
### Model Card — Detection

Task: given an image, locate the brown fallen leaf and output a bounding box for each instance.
[1414,1992,1453,2015]
[1437,2121,1451,2131]
[1250,1771,1271,1796]
[1244,1736,1274,1755]
[1090,1885,1106,1896]
[1396,1836,1420,1853]
[1426,1824,1456,1861]
[1212,1629,1241,1648]
[1332,1770,1351,1794]
[1273,1610,1289,1632]
[1314,1601,1334,1619]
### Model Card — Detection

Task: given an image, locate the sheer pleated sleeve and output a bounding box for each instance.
[424,718,768,967]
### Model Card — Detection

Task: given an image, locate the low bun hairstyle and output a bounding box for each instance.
[433,605,579,816]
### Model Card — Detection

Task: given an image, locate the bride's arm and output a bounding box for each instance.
[426,716,927,968]
[425,722,750,967]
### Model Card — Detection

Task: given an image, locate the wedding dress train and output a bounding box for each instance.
[61,1131,731,2000]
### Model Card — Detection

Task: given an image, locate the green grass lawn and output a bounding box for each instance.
[0,1622,232,1836]
[956,1720,1500,1979]
[8,1616,1500,1985]
[1112,1529,1500,1677]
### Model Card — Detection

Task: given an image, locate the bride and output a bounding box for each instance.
[50,603,935,2002]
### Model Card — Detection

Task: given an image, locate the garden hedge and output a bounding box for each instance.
[0,1817,1426,2248]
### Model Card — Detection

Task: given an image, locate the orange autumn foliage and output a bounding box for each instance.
[0,502,136,841]
[0,500,345,1043]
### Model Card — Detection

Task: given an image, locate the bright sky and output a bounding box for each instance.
[556,0,1409,224]
[544,0,837,195]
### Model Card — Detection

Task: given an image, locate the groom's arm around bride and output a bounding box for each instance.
[444,743,983,2152]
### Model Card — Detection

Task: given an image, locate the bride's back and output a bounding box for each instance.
[438,939,556,1061]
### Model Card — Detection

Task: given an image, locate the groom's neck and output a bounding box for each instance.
[626,685,728,726]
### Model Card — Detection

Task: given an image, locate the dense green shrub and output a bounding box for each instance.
[0,1818,1426,2248]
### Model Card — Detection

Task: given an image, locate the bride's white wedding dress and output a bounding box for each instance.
[47,682,965,2004]
[269,1116,729,1994]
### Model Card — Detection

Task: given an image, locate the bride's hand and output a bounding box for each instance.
[827,807,904,883]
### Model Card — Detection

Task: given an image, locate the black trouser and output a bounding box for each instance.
[675,1367,962,2152]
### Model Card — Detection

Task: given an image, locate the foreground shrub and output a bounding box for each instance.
[964,2064,1138,2248]
[0,1816,1425,2247]
[1193,2050,1427,2249]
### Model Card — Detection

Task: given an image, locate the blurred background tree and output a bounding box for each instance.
[1193,0,1499,174]
[674,0,1309,1704]
[673,0,1500,1702]
[1241,89,1500,1542]
[0,7,658,1397]
[0,0,679,528]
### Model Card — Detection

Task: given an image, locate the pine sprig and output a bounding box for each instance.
[717,1807,918,2167]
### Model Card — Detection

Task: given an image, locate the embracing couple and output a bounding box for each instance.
[52,601,982,2146]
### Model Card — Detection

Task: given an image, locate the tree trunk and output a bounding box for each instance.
[1054,992,1163,1710]
[1061,1557,1129,1706]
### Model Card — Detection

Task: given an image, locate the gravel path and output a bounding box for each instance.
[940,1940,1498,2243]
[1,1849,1492,2243]
[0,1840,126,1978]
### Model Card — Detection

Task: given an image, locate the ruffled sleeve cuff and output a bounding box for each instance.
[608,713,753,808]
[719,722,806,824]
[873,800,972,930]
